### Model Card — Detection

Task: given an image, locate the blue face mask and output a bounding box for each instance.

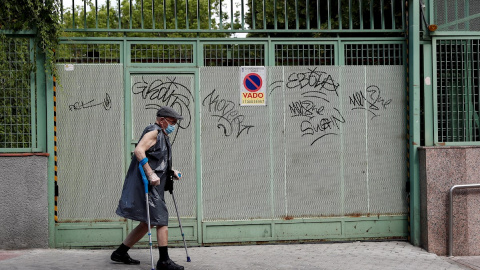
[165,124,175,134]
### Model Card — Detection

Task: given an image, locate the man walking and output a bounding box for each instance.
[112,106,184,270]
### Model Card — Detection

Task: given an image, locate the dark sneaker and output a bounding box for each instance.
[156,259,184,270]
[110,251,140,265]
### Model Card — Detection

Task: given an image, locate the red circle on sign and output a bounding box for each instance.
[243,73,263,92]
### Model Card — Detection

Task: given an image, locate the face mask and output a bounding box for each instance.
[165,124,175,134]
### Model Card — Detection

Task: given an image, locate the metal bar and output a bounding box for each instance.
[118,0,121,29]
[370,0,374,29]
[408,0,421,246]
[175,0,178,29]
[241,0,244,29]
[380,0,385,29]
[391,0,395,29]
[186,0,190,29]
[73,0,75,29]
[29,39,36,149]
[231,0,234,30]
[349,0,352,29]
[141,0,144,29]
[274,0,277,29]
[448,184,480,257]
[306,0,310,29]
[252,0,255,29]
[61,0,63,25]
[152,0,155,29]
[219,0,223,29]
[327,0,331,29]
[130,0,133,29]
[359,0,363,29]
[317,0,320,29]
[84,0,87,28]
[263,0,267,30]
[284,0,287,29]
[338,0,342,29]
[164,0,167,29]
[295,0,299,29]
[107,0,110,29]
[197,0,200,29]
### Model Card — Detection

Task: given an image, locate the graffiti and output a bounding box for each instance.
[348,85,392,120]
[289,100,325,119]
[132,76,194,126]
[202,89,254,138]
[132,76,195,143]
[280,69,344,145]
[300,107,345,145]
[286,67,340,97]
[269,68,395,144]
[69,93,111,111]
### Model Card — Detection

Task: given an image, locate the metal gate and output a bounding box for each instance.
[52,38,407,247]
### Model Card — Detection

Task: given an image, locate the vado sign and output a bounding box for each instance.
[240,66,266,106]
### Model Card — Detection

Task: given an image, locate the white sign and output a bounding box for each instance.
[240,66,266,106]
[64,64,74,71]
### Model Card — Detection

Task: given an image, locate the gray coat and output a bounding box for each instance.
[116,124,172,226]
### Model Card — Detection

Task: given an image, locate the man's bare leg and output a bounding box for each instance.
[156,226,184,270]
[111,222,149,265]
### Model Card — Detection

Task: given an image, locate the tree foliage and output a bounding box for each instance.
[61,0,231,38]
[244,0,404,37]
[0,0,62,148]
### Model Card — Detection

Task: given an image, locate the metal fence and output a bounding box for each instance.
[436,38,480,143]
[0,37,35,150]
[434,0,480,31]
[60,0,406,33]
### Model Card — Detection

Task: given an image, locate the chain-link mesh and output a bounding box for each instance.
[0,38,33,149]
[55,64,124,221]
[434,0,480,31]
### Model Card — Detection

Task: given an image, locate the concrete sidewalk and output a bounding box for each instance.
[0,241,478,270]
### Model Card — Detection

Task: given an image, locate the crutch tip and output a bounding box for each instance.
[187,257,191,262]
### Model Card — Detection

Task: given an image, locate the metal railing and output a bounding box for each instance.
[448,183,480,257]
[59,0,406,34]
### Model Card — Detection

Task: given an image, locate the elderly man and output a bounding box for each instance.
[112,106,184,270]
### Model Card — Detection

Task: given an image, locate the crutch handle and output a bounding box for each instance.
[139,158,149,193]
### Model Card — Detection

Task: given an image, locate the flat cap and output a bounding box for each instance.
[156,106,184,120]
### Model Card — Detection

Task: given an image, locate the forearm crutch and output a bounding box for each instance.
[167,173,191,262]
[139,158,155,270]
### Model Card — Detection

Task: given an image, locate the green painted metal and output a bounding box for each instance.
[0,36,42,152]
[49,36,409,248]
[202,216,408,243]
[432,37,480,145]
[59,0,406,34]
[46,66,56,248]
[423,44,434,146]
[408,0,421,247]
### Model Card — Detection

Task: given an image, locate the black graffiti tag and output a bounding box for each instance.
[202,89,254,138]
[349,85,392,119]
[298,106,346,145]
[69,93,111,111]
[132,76,194,128]
[286,67,339,97]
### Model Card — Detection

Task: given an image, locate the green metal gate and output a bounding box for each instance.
[52,37,408,247]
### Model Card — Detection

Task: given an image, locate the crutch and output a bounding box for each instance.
[167,172,191,262]
[139,158,155,270]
